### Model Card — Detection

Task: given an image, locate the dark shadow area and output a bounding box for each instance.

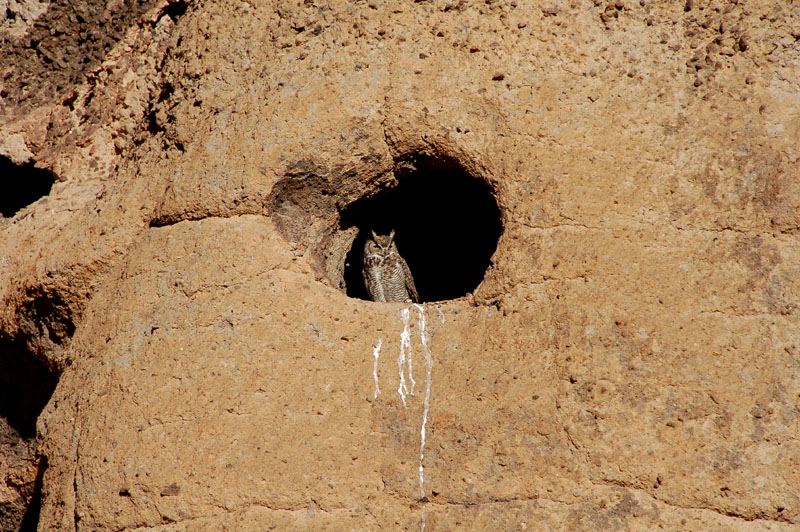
[20,289,77,348]
[163,0,188,22]
[0,156,56,218]
[0,336,60,439]
[342,154,502,302]
[18,287,75,352]
[0,416,40,532]
[18,456,47,532]
[0,335,55,532]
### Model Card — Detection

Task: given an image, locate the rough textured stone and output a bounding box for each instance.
[1,0,799,531]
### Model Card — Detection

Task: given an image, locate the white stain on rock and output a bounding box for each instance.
[415,303,433,499]
[368,304,444,531]
[372,338,383,399]
[397,307,415,407]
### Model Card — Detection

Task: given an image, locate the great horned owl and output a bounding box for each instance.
[363,229,420,303]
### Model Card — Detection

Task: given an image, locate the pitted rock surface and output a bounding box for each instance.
[1,1,799,530]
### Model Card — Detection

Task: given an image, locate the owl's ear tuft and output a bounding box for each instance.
[389,229,396,241]
[370,229,378,240]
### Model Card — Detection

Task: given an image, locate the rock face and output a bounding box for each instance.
[2,0,799,530]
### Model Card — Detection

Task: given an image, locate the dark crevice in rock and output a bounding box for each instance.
[0,335,60,439]
[0,156,57,218]
[162,0,188,22]
[0,336,54,532]
[145,82,175,138]
[146,110,166,135]
[0,285,71,438]
[0,418,41,532]
[340,153,502,302]
[18,456,47,532]
[17,287,77,358]
[0,286,68,530]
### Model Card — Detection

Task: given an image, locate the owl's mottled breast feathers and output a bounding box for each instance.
[363,230,419,303]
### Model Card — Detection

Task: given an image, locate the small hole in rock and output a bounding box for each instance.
[0,156,56,218]
[341,154,502,302]
[163,0,188,21]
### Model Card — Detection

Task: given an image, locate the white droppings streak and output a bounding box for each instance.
[372,339,383,399]
[397,308,411,407]
[404,308,416,396]
[377,305,439,531]
[415,304,433,500]
[435,303,445,324]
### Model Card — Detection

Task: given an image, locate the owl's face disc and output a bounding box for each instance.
[368,233,396,258]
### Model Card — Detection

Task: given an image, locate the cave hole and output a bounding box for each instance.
[0,288,71,439]
[0,336,60,440]
[0,156,56,218]
[341,154,502,303]
[163,0,188,22]
[0,287,68,531]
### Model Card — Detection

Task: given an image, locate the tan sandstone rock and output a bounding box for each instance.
[1,0,799,531]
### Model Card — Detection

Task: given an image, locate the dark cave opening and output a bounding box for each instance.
[0,288,72,531]
[163,0,188,21]
[0,156,56,218]
[0,336,60,440]
[0,337,56,532]
[341,154,502,303]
